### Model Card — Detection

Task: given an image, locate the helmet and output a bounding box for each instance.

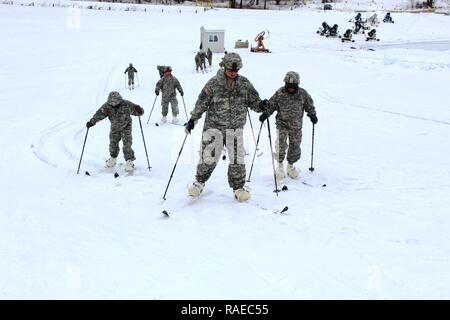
[164,66,172,72]
[222,52,243,71]
[108,91,123,107]
[283,71,300,84]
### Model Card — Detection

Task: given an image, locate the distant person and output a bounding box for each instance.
[155,66,184,124]
[124,63,137,90]
[195,51,207,72]
[259,71,317,180]
[207,48,213,67]
[86,91,144,172]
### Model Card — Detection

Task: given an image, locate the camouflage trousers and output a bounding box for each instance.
[275,127,302,164]
[127,75,135,86]
[195,128,246,191]
[109,125,135,161]
[161,96,179,117]
[195,62,204,71]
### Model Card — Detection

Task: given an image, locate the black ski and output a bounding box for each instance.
[155,122,185,127]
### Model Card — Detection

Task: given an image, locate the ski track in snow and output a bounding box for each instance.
[319,91,450,126]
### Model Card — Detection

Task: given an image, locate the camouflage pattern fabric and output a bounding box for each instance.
[124,66,137,85]
[195,52,207,71]
[196,128,246,190]
[155,75,183,117]
[267,86,317,164]
[190,70,263,190]
[156,65,166,78]
[207,48,212,66]
[89,97,141,161]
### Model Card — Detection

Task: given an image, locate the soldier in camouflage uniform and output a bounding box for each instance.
[195,51,207,72]
[207,48,213,67]
[259,71,318,180]
[155,66,184,124]
[184,52,267,202]
[124,63,138,90]
[86,91,144,172]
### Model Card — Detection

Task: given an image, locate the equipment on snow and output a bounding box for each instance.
[247,110,258,149]
[146,95,159,124]
[309,124,315,172]
[366,29,380,41]
[162,133,189,200]
[326,24,339,37]
[138,116,151,172]
[341,29,355,42]
[114,172,119,178]
[282,185,288,191]
[250,30,271,53]
[77,127,90,174]
[181,95,189,121]
[266,117,281,194]
[246,120,264,182]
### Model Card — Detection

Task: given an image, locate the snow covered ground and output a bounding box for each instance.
[1,2,450,299]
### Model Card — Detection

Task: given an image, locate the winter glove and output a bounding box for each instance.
[309,114,318,125]
[86,121,94,128]
[259,112,269,122]
[180,92,184,96]
[135,105,144,116]
[155,90,159,96]
[184,119,195,134]
[259,99,269,112]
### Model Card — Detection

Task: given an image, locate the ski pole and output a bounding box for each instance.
[266,116,280,195]
[246,120,264,182]
[136,74,140,87]
[124,74,127,89]
[146,95,158,124]
[138,116,151,172]
[309,124,315,172]
[163,133,189,200]
[181,95,189,121]
[247,110,258,149]
[76,127,90,174]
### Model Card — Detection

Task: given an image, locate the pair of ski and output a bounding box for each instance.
[162,201,288,218]
[84,164,136,178]
[350,46,375,51]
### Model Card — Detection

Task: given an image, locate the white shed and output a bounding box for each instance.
[200,26,225,53]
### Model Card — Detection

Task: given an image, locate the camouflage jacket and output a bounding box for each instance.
[89,100,140,131]
[191,71,263,130]
[267,87,316,130]
[155,75,183,99]
[124,66,137,77]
